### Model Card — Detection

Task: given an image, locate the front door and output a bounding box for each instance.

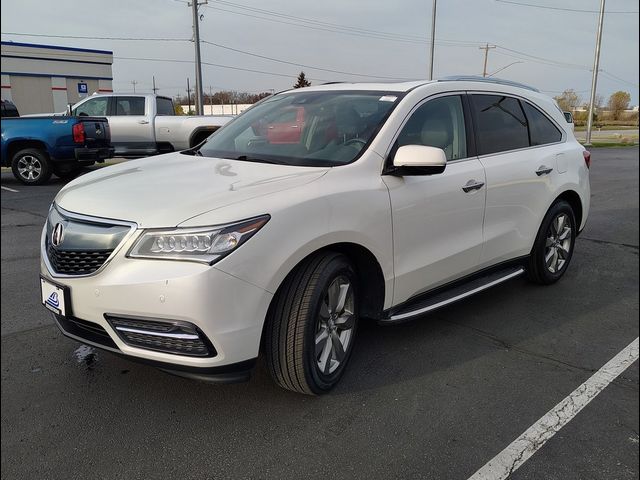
[383,94,486,305]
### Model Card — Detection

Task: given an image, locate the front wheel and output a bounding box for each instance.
[527,200,576,285]
[264,252,358,395]
[11,148,52,185]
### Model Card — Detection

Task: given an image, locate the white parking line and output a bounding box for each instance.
[1,185,19,193]
[469,337,639,480]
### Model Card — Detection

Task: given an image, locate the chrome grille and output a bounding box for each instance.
[47,246,113,275]
[43,205,135,277]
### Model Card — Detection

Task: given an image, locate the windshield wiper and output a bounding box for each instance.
[227,155,284,165]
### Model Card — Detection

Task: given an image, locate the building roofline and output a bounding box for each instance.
[1,41,113,56]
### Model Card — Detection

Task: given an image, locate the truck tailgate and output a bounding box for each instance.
[79,117,111,148]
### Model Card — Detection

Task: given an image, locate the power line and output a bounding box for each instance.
[202,3,484,46]
[600,70,640,88]
[495,0,639,14]
[200,39,413,80]
[110,55,333,82]
[209,0,431,42]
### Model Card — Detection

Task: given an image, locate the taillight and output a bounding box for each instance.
[583,150,591,169]
[72,123,85,143]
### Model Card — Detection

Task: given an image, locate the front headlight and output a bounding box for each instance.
[127,215,269,264]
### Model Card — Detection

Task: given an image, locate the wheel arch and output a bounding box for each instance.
[189,127,220,148]
[268,242,386,322]
[6,139,49,164]
[554,190,583,233]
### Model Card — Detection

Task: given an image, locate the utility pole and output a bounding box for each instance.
[189,0,206,115]
[152,76,158,94]
[479,44,496,77]
[428,0,437,80]
[186,78,192,115]
[209,85,213,115]
[131,80,138,93]
[585,0,606,146]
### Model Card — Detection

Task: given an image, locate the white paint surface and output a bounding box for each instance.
[469,337,639,480]
[1,186,19,192]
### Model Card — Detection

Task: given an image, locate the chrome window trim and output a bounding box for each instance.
[42,204,139,279]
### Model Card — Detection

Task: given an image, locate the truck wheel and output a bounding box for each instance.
[527,200,576,285]
[11,148,52,185]
[264,252,359,395]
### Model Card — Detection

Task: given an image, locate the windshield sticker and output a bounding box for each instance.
[379,95,397,102]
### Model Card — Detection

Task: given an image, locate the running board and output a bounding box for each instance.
[381,266,525,324]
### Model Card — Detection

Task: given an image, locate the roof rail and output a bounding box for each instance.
[438,75,539,92]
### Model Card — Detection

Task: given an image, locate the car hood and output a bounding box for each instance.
[55,153,329,227]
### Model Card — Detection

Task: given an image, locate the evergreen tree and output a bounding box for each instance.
[294,71,311,89]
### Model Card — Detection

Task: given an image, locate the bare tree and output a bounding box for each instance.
[554,89,581,112]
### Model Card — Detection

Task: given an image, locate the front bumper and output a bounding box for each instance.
[41,241,273,378]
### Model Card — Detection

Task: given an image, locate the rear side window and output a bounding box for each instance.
[523,102,562,145]
[471,95,529,155]
[156,97,174,116]
[115,97,146,116]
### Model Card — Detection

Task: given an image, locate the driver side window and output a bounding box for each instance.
[397,95,467,161]
[74,98,108,117]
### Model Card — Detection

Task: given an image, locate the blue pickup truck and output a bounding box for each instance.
[1,112,113,185]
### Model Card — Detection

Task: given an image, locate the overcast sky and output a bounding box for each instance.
[2,0,638,104]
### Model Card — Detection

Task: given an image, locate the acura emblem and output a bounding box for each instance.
[52,223,65,247]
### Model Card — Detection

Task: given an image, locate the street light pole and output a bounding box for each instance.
[190,0,205,115]
[428,0,437,80]
[585,0,606,146]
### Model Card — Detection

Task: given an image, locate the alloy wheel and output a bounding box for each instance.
[545,213,572,273]
[17,155,42,181]
[315,275,355,375]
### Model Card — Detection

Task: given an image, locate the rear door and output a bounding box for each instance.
[470,93,564,267]
[383,94,486,304]
[108,96,155,156]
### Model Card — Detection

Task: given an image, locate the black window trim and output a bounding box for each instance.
[382,91,476,174]
[113,95,147,117]
[467,90,566,159]
[520,98,564,146]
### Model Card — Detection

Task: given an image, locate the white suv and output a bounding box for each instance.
[40,77,591,394]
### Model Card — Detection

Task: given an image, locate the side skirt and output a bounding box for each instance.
[380,258,528,324]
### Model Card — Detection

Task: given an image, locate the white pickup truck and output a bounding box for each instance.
[69,94,232,157]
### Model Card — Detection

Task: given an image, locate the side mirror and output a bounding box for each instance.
[65,104,73,116]
[392,145,447,175]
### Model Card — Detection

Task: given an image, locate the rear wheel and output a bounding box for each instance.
[527,200,576,285]
[11,148,52,185]
[264,252,358,395]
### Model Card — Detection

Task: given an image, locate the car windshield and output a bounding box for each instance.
[196,90,402,167]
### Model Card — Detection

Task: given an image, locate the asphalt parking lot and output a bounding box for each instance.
[1,148,638,480]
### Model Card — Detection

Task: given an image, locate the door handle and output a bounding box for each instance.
[535,166,553,176]
[138,120,150,125]
[462,180,485,193]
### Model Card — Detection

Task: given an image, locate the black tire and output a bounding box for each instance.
[11,148,52,185]
[527,200,576,285]
[264,251,359,395]
[53,164,83,180]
